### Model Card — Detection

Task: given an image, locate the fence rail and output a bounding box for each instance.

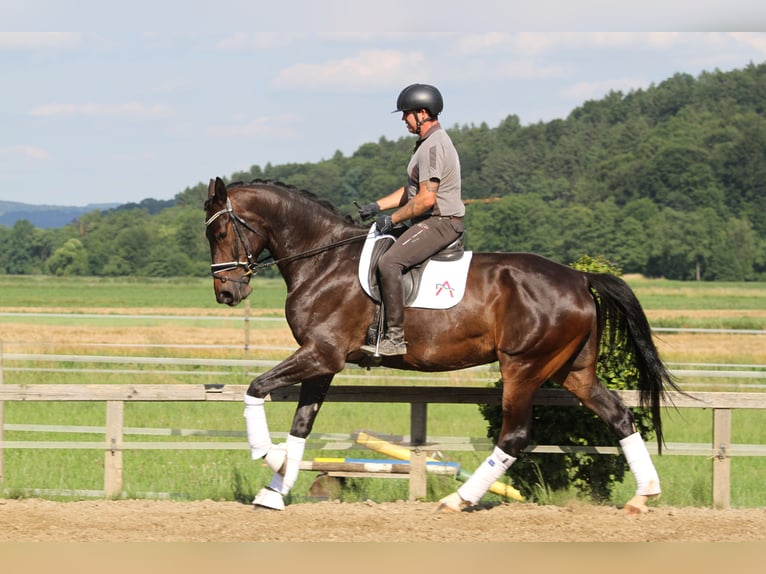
[2,383,765,509]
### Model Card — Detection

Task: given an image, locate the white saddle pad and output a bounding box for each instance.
[357,225,473,310]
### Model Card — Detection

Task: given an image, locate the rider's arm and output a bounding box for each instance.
[375,186,408,211]
[392,179,438,225]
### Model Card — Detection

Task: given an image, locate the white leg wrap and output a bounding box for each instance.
[267,434,306,495]
[263,445,287,473]
[620,431,661,496]
[243,394,272,460]
[457,446,516,504]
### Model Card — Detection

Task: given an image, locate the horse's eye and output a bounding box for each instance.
[216,232,227,241]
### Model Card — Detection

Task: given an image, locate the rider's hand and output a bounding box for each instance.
[357,202,380,221]
[375,214,394,235]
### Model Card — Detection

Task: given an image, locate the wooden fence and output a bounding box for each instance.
[1,382,765,509]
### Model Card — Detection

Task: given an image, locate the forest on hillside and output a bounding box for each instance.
[1,62,765,281]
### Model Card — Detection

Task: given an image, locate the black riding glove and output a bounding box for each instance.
[357,202,380,221]
[375,214,394,235]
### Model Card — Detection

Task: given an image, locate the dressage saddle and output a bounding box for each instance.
[364,232,465,349]
[365,232,465,306]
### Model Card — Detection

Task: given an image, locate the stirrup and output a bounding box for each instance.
[373,336,407,356]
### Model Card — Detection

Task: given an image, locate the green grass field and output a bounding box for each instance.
[0,275,288,310]
[1,274,764,508]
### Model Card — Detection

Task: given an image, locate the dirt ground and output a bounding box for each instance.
[0,497,764,542]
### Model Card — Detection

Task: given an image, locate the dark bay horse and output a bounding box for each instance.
[204,177,679,513]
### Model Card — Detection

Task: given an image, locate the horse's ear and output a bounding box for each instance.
[210,177,227,203]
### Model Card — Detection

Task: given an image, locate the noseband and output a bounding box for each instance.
[205,198,368,284]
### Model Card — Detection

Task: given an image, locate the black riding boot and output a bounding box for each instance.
[361,271,407,356]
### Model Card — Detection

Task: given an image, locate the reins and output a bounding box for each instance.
[205,198,368,283]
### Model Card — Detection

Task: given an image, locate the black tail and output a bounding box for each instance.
[586,273,681,453]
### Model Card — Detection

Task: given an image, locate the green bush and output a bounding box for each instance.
[479,255,654,503]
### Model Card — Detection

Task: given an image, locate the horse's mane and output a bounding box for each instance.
[228,179,341,216]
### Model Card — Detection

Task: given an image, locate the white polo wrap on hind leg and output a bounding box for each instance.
[457,446,516,504]
[266,434,306,495]
[620,431,661,496]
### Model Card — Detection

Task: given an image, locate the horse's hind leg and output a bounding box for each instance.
[560,367,661,514]
[438,360,537,512]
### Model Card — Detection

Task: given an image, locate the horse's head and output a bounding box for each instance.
[204,177,266,306]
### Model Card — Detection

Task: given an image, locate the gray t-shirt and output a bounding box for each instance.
[405,125,464,218]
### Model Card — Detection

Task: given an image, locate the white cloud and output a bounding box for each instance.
[29,102,173,119]
[272,50,423,91]
[0,32,82,49]
[0,145,49,161]
[726,32,766,54]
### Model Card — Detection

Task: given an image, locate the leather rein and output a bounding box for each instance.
[205,198,367,284]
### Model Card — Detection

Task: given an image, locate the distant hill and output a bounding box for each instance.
[0,200,123,229]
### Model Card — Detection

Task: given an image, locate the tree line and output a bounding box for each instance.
[2,62,765,281]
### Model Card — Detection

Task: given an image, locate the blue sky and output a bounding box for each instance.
[3,3,766,206]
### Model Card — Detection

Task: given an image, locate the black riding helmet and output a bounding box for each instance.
[393,83,444,118]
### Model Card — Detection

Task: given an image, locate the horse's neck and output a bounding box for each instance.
[269,214,348,258]
[258,203,361,277]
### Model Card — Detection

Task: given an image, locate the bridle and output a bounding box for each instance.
[205,197,368,284]
[205,198,265,283]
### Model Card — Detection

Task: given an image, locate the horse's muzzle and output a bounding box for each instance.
[215,281,252,306]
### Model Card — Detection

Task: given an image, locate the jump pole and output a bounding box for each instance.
[356,431,523,502]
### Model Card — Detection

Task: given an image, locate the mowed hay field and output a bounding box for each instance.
[1,306,291,358]
[3,308,765,363]
[648,310,766,365]
[2,275,765,365]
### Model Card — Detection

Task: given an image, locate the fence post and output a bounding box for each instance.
[104,400,124,498]
[408,448,427,501]
[243,300,251,377]
[712,408,732,510]
[410,402,427,446]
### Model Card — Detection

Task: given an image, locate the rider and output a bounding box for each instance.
[358,83,464,356]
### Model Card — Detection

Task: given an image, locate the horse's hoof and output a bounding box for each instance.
[253,487,285,511]
[623,494,657,515]
[436,492,472,513]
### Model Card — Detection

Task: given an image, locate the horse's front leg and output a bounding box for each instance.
[251,375,333,510]
[243,344,343,510]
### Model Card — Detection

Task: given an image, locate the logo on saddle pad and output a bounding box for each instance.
[357,225,473,310]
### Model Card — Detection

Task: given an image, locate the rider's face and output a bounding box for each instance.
[402,110,421,133]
